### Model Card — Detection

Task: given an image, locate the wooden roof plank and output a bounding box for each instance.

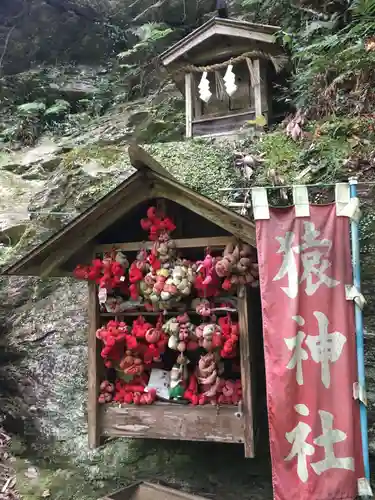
[151,177,256,247]
[39,180,150,278]
[95,236,234,253]
[128,143,176,180]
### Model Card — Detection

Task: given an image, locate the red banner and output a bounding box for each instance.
[256,204,364,500]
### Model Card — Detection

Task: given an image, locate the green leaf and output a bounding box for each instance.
[115,369,134,383]
[256,115,267,127]
[283,33,292,45]
[242,0,261,5]
[247,115,267,127]
[44,100,71,117]
[17,102,46,117]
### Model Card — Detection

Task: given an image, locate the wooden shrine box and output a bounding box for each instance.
[100,481,207,500]
[160,17,285,139]
[3,145,259,458]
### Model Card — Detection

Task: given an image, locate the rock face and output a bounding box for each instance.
[0,1,115,75]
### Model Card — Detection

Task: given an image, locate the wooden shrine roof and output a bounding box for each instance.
[2,144,256,278]
[160,17,280,67]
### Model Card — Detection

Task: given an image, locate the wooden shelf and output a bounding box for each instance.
[100,402,247,447]
[100,309,237,317]
[95,236,233,253]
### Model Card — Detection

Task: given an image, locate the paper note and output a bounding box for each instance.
[145,368,170,400]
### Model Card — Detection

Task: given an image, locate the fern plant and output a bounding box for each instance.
[290,0,375,116]
[117,22,174,98]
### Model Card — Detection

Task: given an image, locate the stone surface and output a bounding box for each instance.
[0,169,43,234]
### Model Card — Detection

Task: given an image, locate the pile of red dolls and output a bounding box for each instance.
[71,205,255,407]
[96,312,242,406]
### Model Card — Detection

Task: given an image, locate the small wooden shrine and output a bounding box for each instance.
[160,17,285,139]
[3,145,262,458]
[100,481,207,500]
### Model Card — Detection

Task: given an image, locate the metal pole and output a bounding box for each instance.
[348,177,371,486]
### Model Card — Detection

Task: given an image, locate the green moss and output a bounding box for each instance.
[258,132,301,174]
[15,459,100,500]
[61,145,126,171]
[13,436,271,500]
[146,140,239,203]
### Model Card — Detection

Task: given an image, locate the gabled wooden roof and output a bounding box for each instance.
[160,17,280,67]
[3,144,256,278]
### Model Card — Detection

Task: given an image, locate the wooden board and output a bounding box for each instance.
[101,481,207,500]
[88,281,101,448]
[151,178,256,247]
[39,182,149,278]
[192,110,255,137]
[100,403,244,444]
[238,286,254,457]
[185,73,193,138]
[247,287,263,451]
[128,144,175,180]
[95,236,233,253]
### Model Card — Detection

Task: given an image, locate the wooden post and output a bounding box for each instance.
[246,57,269,127]
[259,59,269,122]
[192,75,202,119]
[238,286,254,458]
[185,72,193,138]
[252,59,263,121]
[87,281,101,448]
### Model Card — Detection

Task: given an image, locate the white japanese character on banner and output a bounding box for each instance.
[285,405,354,483]
[311,410,355,475]
[285,404,314,482]
[273,222,340,298]
[284,312,346,387]
[285,325,308,386]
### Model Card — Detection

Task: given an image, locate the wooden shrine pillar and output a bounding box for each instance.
[238,286,254,457]
[88,281,101,448]
[192,75,202,120]
[185,73,193,138]
[246,58,269,125]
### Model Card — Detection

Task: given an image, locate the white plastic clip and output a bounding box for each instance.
[335,183,350,216]
[251,187,270,220]
[339,197,362,223]
[293,185,310,218]
[353,382,368,406]
[358,477,373,497]
[345,285,366,310]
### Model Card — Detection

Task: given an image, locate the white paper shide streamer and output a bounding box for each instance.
[223,64,237,97]
[198,71,212,102]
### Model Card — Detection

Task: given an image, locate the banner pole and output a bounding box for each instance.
[348,177,371,486]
